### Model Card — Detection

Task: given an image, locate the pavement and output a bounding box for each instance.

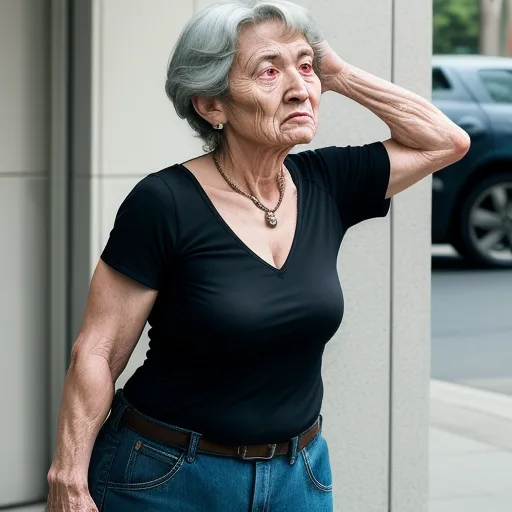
[429,380,512,511]
[10,380,512,512]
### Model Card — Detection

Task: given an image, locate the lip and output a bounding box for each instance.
[283,112,313,123]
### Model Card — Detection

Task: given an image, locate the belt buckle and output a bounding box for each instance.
[237,443,277,460]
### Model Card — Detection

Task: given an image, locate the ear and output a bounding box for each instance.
[192,96,226,127]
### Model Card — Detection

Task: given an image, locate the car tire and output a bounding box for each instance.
[452,173,512,269]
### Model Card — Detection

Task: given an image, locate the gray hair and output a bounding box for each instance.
[165,0,323,152]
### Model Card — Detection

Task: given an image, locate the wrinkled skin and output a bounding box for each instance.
[45,480,99,512]
[224,21,321,149]
[193,20,324,199]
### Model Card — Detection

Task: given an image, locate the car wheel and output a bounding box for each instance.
[452,173,512,269]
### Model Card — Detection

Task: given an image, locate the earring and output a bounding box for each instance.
[213,123,224,130]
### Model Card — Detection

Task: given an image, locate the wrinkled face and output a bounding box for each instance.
[222,20,322,148]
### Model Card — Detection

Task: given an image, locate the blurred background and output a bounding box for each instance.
[430,1,512,511]
[434,0,512,57]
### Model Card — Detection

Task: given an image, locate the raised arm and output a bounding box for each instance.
[46,260,157,511]
[318,41,471,198]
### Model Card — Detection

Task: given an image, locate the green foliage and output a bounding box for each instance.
[433,0,480,54]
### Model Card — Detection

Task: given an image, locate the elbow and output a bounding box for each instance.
[68,345,118,389]
[69,337,115,377]
[451,129,471,160]
[69,339,93,369]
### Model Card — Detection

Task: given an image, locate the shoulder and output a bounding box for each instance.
[126,165,187,209]
[286,142,389,190]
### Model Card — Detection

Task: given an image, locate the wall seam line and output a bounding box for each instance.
[388,0,396,510]
[98,0,104,261]
[65,0,73,359]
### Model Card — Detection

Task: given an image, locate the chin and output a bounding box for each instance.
[288,127,316,145]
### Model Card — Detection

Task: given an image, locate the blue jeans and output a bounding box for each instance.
[88,390,333,511]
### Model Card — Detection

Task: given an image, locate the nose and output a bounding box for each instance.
[283,69,309,103]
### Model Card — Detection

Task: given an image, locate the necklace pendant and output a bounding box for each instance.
[266,211,278,228]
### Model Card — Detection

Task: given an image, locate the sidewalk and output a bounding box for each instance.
[430,427,512,511]
[430,380,512,512]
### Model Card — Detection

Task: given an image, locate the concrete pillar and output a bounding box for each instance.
[0,0,49,506]
[390,0,432,509]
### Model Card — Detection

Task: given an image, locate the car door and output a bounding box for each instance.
[468,67,512,161]
[445,64,512,264]
[430,64,494,242]
[432,65,494,170]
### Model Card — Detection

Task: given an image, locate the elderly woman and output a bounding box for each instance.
[46,1,469,511]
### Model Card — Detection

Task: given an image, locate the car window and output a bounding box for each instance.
[478,69,512,103]
[432,68,452,91]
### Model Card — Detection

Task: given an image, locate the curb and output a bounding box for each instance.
[430,379,512,422]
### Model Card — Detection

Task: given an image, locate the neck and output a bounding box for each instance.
[214,137,292,202]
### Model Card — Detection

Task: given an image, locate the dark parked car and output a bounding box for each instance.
[431,55,512,268]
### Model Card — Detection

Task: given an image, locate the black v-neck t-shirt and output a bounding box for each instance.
[101,142,391,444]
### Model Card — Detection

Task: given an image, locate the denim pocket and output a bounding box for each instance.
[107,432,186,491]
[301,433,333,493]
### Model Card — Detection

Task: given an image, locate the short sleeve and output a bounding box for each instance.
[291,141,391,230]
[100,174,178,290]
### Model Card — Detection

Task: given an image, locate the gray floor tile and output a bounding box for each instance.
[430,495,512,512]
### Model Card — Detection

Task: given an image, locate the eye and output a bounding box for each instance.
[260,67,279,78]
[300,63,313,73]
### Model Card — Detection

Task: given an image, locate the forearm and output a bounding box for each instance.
[330,62,469,151]
[48,352,114,484]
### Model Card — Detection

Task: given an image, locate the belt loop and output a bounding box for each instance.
[186,432,201,463]
[109,389,128,432]
[288,435,299,465]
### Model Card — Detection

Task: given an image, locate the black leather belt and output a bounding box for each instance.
[119,408,320,461]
